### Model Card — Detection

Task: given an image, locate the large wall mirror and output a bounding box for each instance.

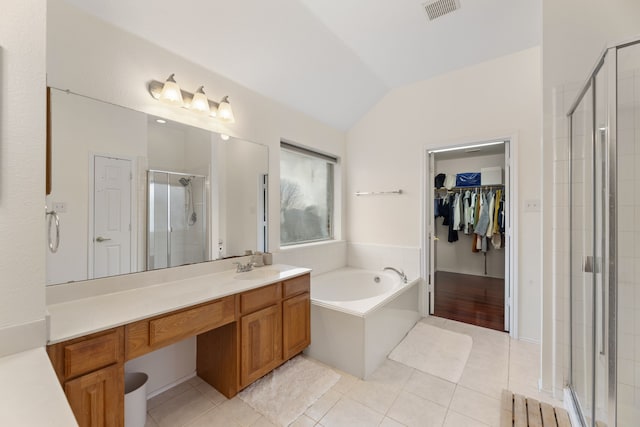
[46,89,269,285]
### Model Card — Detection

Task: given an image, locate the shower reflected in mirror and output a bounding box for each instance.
[148,171,207,270]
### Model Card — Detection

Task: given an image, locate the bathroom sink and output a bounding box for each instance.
[234,268,282,280]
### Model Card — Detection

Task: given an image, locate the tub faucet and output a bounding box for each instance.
[383,267,407,283]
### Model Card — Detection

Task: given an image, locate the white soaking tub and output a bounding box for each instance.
[304,267,420,379]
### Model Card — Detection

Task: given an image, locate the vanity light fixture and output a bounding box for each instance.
[216,96,235,123]
[149,74,236,123]
[190,86,210,115]
[158,74,184,106]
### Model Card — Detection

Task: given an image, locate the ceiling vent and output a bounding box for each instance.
[423,0,460,21]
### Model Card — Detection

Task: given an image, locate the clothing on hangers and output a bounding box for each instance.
[447,194,459,243]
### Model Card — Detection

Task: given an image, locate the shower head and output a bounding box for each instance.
[179,177,191,186]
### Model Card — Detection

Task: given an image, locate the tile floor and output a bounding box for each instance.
[144,317,564,427]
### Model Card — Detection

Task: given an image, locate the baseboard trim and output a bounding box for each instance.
[145,371,197,399]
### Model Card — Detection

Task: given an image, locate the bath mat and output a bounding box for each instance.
[389,322,472,383]
[238,356,340,426]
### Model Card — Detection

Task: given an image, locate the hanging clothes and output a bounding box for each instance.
[447,196,459,243]
[441,196,451,226]
[452,193,461,231]
[498,192,505,233]
[493,189,501,235]
[475,192,490,236]
[486,191,495,239]
[463,191,472,234]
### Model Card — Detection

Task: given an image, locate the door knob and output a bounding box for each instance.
[95,236,112,242]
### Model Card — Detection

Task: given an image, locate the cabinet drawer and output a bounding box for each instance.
[63,329,123,380]
[283,274,310,298]
[240,283,281,315]
[126,296,236,360]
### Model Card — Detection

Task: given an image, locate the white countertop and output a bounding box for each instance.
[47,264,311,344]
[0,347,78,426]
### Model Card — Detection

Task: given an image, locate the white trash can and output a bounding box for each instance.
[124,372,148,427]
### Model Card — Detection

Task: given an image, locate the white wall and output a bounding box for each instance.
[541,0,640,397]
[0,0,48,357]
[347,46,542,342]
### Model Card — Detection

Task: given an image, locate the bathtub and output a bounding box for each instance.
[304,267,420,379]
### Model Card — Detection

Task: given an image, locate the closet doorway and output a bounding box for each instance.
[425,140,514,333]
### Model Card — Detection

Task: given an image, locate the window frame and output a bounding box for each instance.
[279,141,338,247]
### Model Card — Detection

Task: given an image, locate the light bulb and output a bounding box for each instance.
[220,134,230,141]
[217,96,235,123]
[190,86,210,115]
[159,74,184,106]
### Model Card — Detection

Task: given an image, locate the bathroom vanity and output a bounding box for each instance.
[46,265,311,427]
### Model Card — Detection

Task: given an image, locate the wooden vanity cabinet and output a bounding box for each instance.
[238,282,282,388]
[199,274,312,394]
[47,272,312,425]
[240,303,282,387]
[47,327,125,427]
[283,292,311,359]
[237,274,311,388]
[64,364,124,427]
[126,295,236,360]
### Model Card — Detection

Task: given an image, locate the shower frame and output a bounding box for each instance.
[147,169,209,270]
[566,36,640,427]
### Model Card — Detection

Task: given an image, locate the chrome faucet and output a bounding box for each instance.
[383,267,408,283]
[233,261,255,273]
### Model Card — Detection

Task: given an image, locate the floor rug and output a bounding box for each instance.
[389,322,472,383]
[238,356,340,426]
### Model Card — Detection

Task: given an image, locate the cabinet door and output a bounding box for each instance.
[282,292,311,360]
[240,304,282,387]
[65,364,124,427]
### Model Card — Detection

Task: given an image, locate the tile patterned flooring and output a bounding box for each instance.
[144,317,564,427]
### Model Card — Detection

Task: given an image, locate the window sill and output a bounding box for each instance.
[279,240,345,252]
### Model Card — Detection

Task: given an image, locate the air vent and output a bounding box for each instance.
[423,0,460,21]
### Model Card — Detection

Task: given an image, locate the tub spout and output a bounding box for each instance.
[383,267,407,283]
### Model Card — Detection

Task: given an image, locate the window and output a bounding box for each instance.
[280,142,336,246]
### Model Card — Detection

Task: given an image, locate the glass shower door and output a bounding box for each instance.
[616,41,640,427]
[569,50,614,427]
[570,81,596,426]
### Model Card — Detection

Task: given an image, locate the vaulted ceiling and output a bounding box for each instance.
[61,0,541,130]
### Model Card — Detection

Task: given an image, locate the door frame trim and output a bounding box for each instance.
[421,132,519,338]
[88,153,137,279]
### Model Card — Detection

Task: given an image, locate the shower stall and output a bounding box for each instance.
[147,170,208,270]
[567,38,640,426]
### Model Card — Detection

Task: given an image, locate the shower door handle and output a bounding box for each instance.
[583,255,599,273]
[95,236,111,242]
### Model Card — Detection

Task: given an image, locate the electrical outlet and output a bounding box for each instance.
[525,199,540,212]
[53,201,67,213]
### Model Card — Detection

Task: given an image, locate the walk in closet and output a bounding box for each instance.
[426,141,511,332]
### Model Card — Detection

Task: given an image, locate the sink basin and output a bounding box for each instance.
[234,268,282,280]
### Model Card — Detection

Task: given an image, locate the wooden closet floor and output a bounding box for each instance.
[434,271,505,332]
